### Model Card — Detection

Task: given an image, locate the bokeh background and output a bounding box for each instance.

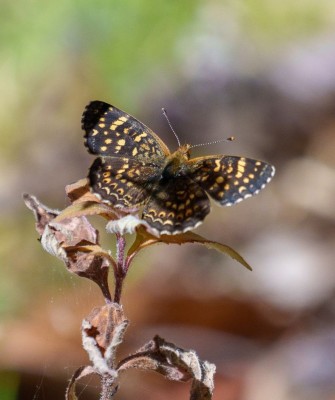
[1,1,335,399]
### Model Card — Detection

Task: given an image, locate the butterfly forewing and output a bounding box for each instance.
[82,101,170,159]
[188,156,275,206]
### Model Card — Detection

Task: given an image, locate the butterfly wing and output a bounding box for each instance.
[187,155,275,206]
[142,176,210,235]
[82,101,170,159]
[88,157,161,208]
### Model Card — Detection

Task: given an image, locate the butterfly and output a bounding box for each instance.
[82,101,275,235]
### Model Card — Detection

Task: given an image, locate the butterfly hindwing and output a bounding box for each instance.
[88,157,160,208]
[143,176,210,235]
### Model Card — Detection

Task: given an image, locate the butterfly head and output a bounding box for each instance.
[162,144,191,178]
[177,144,191,159]
[172,143,192,165]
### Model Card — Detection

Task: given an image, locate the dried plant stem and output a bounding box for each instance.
[114,234,127,303]
[100,375,118,400]
[24,189,239,399]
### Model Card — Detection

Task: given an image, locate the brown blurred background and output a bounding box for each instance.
[1,1,335,399]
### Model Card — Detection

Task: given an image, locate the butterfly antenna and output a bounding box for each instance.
[190,136,235,149]
[162,108,181,147]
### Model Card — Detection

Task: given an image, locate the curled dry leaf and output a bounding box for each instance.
[65,178,123,220]
[23,193,113,299]
[66,365,97,400]
[66,365,119,400]
[68,251,111,300]
[65,178,98,204]
[190,360,216,400]
[127,226,252,270]
[69,311,215,399]
[118,335,216,400]
[23,193,59,235]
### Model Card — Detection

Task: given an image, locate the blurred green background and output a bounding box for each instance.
[1,1,335,399]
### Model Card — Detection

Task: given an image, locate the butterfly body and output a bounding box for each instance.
[83,101,275,235]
